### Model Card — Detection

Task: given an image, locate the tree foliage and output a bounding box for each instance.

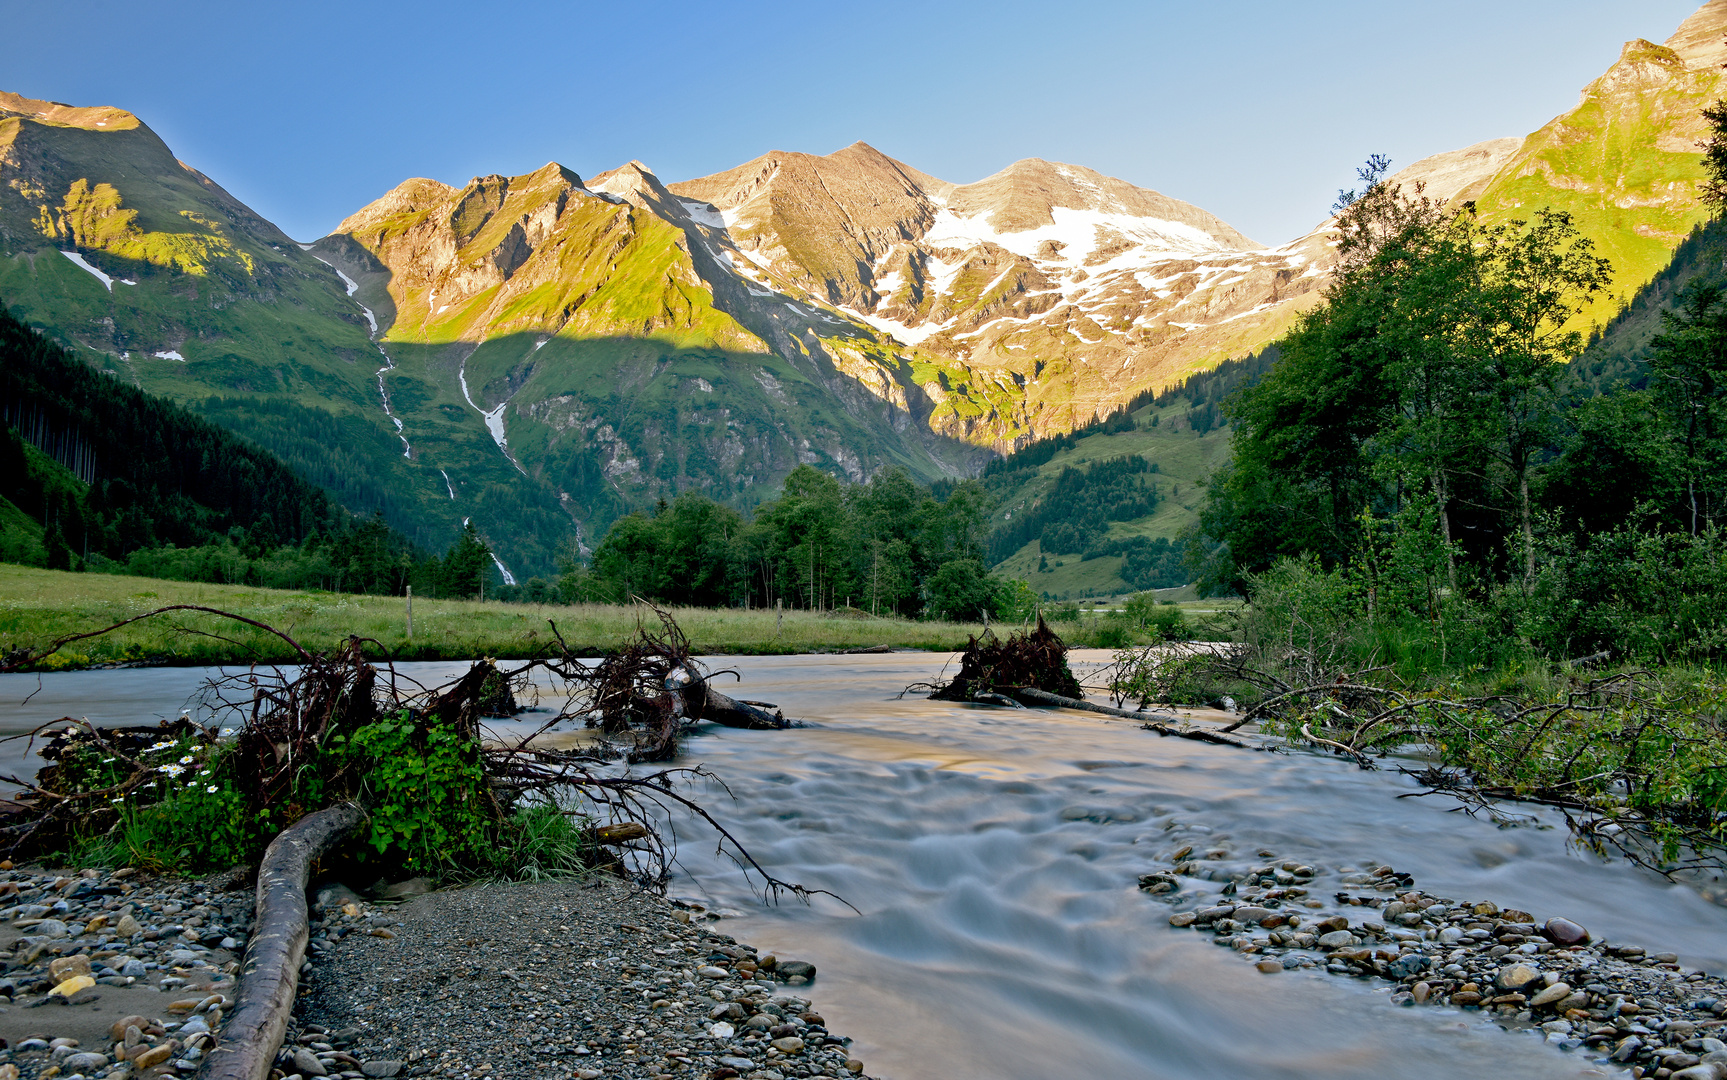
[570,465,1030,620]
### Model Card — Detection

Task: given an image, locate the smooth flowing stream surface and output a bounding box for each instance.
[5,652,1726,1079]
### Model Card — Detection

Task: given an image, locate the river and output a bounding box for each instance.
[4,652,1723,1078]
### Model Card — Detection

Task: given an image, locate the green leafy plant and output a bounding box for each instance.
[327,711,494,874]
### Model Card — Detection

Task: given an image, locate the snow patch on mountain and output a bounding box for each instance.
[923,205,1241,263]
[679,199,726,228]
[60,251,113,290]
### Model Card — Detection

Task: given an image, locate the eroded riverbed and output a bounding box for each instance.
[4,652,1724,1078]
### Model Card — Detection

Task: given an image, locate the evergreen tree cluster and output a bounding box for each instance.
[985,456,1161,561]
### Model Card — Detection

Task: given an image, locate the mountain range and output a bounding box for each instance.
[3,1,1725,577]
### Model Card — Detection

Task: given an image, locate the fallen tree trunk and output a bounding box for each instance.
[699,684,789,730]
[1007,687,1250,748]
[198,802,367,1080]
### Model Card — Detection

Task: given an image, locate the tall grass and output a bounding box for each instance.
[0,564,997,667]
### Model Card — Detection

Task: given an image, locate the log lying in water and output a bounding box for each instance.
[668,669,789,731]
[199,802,366,1080]
[700,685,789,730]
[1006,687,1250,748]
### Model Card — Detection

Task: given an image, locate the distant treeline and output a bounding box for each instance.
[559,465,1035,621]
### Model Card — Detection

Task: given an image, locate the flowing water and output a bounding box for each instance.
[5,652,1726,1079]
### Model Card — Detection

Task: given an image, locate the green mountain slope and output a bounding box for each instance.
[0,92,467,554]
[1472,2,1727,329]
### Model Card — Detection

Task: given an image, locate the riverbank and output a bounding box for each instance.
[292,876,867,1080]
[0,566,997,668]
[0,864,870,1080]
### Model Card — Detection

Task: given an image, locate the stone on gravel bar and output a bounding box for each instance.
[293,1045,330,1075]
[1529,981,1571,1008]
[1496,964,1543,993]
[775,960,817,981]
[1543,917,1589,946]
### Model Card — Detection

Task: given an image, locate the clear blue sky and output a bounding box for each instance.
[0,0,1705,245]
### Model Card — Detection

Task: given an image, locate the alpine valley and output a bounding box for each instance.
[4,0,1726,579]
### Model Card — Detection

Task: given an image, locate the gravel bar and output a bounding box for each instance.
[0,864,249,1078]
[288,877,872,1080]
[1144,838,1727,1080]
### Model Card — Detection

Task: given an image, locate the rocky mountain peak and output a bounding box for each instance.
[336,177,459,236]
[1382,137,1522,207]
[585,160,683,215]
[943,158,1263,252]
[0,91,138,132]
[1664,0,1727,70]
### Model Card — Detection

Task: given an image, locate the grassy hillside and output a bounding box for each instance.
[1571,216,1727,393]
[1472,36,1726,331]
[986,400,1233,598]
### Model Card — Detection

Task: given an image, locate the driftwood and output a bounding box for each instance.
[198,802,367,1080]
[1008,687,1251,747]
[697,681,789,730]
[927,618,1082,702]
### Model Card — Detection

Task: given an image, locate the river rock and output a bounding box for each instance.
[134,1044,175,1069]
[1411,981,1431,1004]
[1612,1036,1645,1062]
[718,1056,757,1071]
[361,1064,403,1079]
[49,973,95,998]
[697,965,729,979]
[1314,916,1349,934]
[111,1015,149,1042]
[294,1046,329,1076]
[776,960,816,981]
[48,954,91,981]
[1671,1066,1727,1080]
[64,1052,108,1073]
[1544,917,1589,946]
[771,1037,805,1054]
[711,1022,735,1038]
[1497,964,1543,993]
[1232,906,1274,924]
[1169,912,1197,927]
[115,913,142,937]
[1529,982,1571,1008]
[35,918,67,938]
[1317,930,1355,949]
